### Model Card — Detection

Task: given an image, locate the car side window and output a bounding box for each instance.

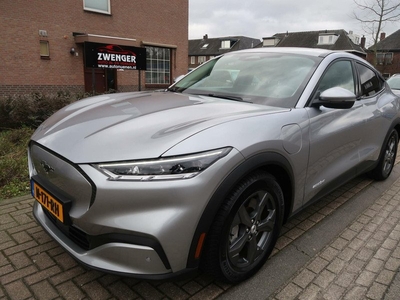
[316,60,355,96]
[356,63,384,98]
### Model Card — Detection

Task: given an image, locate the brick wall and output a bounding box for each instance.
[366,51,400,77]
[0,0,188,96]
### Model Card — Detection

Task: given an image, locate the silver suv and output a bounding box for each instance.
[29,48,400,283]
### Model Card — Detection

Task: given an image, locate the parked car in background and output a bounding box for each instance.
[29,47,400,283]
[387,74,400,95]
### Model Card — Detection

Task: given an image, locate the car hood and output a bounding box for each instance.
[31,92,287,163]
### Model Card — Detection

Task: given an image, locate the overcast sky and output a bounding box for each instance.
[189,0,399,45]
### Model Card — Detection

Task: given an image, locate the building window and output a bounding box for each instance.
[198,56,206,64]
[376,52,393,65]
[385,53,393,64]
[190,56,196,64]
[209,56,215,60]
[83,0,111,15]
[318,34,339,45]
[40,40,50,59]
[221,40,231,49]
[146,47,170,85]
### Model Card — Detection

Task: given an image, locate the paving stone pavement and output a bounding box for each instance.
[269,176,400,300]
[1,164,400,299]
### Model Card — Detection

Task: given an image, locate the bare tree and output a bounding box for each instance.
[353,0,400,65]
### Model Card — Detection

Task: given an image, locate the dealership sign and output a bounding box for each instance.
[84,42,146,70]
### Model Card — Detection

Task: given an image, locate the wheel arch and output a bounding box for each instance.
[375,119,400,164]
[186,151,295,269]
[379,120,400,161]
[393,123,400,140]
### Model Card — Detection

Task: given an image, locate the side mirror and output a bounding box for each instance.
[313,87,356,109]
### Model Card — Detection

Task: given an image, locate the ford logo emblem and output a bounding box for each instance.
[40,160,54,174]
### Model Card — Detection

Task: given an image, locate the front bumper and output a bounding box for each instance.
[33,201,171,276]
[30,143,244,277]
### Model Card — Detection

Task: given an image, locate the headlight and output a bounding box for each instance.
[94,147,232,181]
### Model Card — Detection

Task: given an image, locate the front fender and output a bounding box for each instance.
[186,151,295,269]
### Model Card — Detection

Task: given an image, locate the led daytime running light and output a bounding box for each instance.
[96,147,232,181]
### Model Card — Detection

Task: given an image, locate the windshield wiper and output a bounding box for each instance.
[197,93,252,103]
[167,86,179,92]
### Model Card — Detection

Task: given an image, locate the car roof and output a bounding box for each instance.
[228,47,335,58]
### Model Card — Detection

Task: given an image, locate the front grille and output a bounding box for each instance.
[29,142,96,217]
[41,208,171,269]
[43,209,90,250]
[30,142,96,251]
[69,226,90,250]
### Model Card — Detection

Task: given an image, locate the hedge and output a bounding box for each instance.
[0,91,91,130]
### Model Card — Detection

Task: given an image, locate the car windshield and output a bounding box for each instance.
[387,76,400,90]
[169,52,321,108]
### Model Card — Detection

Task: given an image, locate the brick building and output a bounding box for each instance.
[366,31,400,78]
[0,0,188,96]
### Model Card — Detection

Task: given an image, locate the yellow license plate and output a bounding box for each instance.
[33,182,64,223]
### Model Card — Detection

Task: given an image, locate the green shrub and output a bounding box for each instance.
[0,127,34,199]
[0,92,80,198]
[0,91,89,130]
[0,91,99,199]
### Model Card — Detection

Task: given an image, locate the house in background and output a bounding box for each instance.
[188,35,260,70]
[367,30,400,78]
[258,29,366,58]
[188,30,367,71]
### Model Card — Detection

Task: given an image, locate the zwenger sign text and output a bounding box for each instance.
[84,42,146,70]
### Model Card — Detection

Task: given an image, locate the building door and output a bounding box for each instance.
[106,69,116,91]
[84,68,117,93]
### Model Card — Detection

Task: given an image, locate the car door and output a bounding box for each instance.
[304,59,363,203]
[353,62,393,172]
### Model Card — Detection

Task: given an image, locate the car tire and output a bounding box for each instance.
[201,171,284,283]
[370,129,398,181]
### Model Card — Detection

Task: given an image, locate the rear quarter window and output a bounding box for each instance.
[356,63,384,97]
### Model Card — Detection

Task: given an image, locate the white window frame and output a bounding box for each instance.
[376,52,393,65]
[83,0,111,15]
[190,56,196,64]
[221,40,230,49]
[145,46,171,85]
[385,52,393,64]
[318,34,338,45]
[376,53,384,64]
[198,56,206,64]
[40,40,50,59]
